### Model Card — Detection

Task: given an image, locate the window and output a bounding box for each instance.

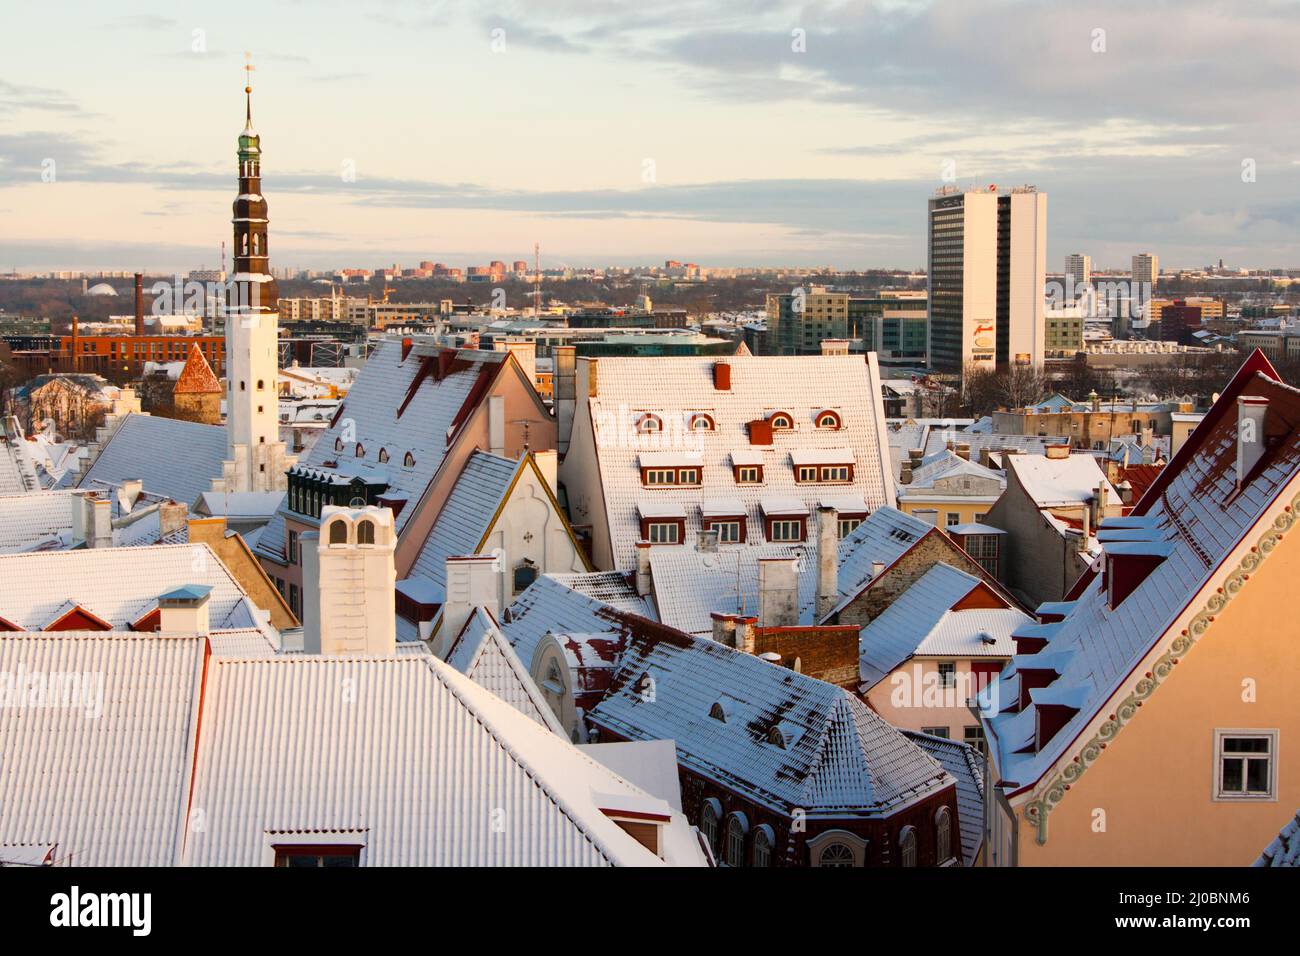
[709,702,728,722]
[796,466,818,482]
[403,451,416,468]
[819,843,856,868]
[767,726,788,749]
[899,827,918,868]
[700,799,722,851]
[838,516,863,537]
[689,413,715,431]
[709,520,742,543]
[815,410,841,429]
[752,826,773,867]
[256,379,265,390]
[335,437,344,452]
[768,519,803,542]
[355,443,365,458]
[964,724,987,755]
[946,513,961,526]
[378,448,389,464]
[645,469,675,486]
[769,412,793,430]
[357,519,375,545]
[922,726,950,738]
[328,520,348,545]
[735,465,761,484]
[935,808,953,863]
[637,413,663,433]
[937,661,956,688]
[288,530,300,564]
[1214,730,1277,800]
[274,845,361,868]
[288,583,300,617]
[677,468,700,485]
[822,465,850,482]
[646,522,681,544]
[725,815,748,867]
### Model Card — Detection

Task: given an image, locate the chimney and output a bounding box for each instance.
[900,461,913,485]
[955,443,971,461]
[158,584,211,636]
[820,339,849,356]
[88,495,112,548]
[532,449,558,492]
[697,528,719,554]
[554,345,578,454]
[1078,503,1091,551]
[159,500,189,538]
[735,616,756,655]
[438,553,500,656]
[711,612,737,646]
[1046,444,1070,460]
[134,273,144,336]
[303,506,398,657]
[1237,397,1268,483]
[635,541,652,597]
[979,447,994,469]
[116,478,143,514]
[504,339,537,387]
[758,557,798,627]
[712,360,731,390]
[908,448,924,466]
[816,506,839,620]
[488,395,505,456]
[871,560,885,579]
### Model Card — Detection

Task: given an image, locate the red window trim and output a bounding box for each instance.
[764,514,807,543]
[640,466,702,487]
[639,517,686,543]
[733,464,763,484]
[704,516,748,544]
[793,464,855,484]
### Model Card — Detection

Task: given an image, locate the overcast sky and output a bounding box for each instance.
[2,0,1298,272]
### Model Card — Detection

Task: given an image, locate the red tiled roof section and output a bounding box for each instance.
[1118,464,1162,501]
[173,343,223,395]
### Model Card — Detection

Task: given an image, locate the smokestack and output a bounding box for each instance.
[134,273,144,336]
[816,506,839,620]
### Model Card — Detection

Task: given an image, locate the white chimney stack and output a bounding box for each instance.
[158,584,211,636]
[303,505,397,657]
[635,541,652,597]
[816,506,839,620]
[1237,396,1269,484]
[117,479,143,514]
[439,554,500,657]
[758,556,799,628]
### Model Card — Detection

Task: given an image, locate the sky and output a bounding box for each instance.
[2,0,1299,272]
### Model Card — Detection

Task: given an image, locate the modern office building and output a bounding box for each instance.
[1064,253,1091,287]
[764,286,857,355]
[855,291,928,364]
[927,185,1047,376]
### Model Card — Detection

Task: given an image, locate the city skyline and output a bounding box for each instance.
[3,0,1300,272]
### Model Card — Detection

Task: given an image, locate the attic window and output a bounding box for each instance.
[637,413,663,433]
[335,437,344,452]
[815,410,842,429]
[709,701,729,722]
[355,443,365,458]
[769,411,794,430]
[689,413,715,431]
[403,452,415,468]
[357,519,375,545]
[766,726,787,749]
[378,448,389,464]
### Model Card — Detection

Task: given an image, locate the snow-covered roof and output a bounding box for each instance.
[0,544,265,632]
[496,572,654,668]
[0,416,41,495]
[581,353,894,568]
[857,564,1028,687]
[903,731,985,865]
[1255,810,1300,867]
[589,627,953,817]
[986,363,1300,796]
[78,413,227,507]
[197,490,285,520]
[0,490,85,553]
[257,342,513,562]
[904,450,1006,492]
[1008,452,1118,508]
[444,607,565,734]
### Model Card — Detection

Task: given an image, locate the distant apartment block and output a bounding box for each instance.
[927,185,1047,375]
[1063,253,1091,286]
[857,291,928,364]
[764,286,856,355]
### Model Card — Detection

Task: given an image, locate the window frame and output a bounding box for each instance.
[767,518,804,543]
[937,661,957,688]
[1213,729,1278,801]
[645,521,682,545]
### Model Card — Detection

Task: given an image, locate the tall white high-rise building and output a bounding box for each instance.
[212,83,295,494]
[1064,253,1091,287]
[1131,253,1160,330]
[1132,253,1159,289]
[927,185,1047,375]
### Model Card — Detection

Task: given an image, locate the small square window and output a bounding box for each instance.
[1214,730,1277,800]
[938,661,957,688]
[922,726,950,739]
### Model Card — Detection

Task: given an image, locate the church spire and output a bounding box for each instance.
[243,52,255,131]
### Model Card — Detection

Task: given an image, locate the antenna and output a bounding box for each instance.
[533,242,540,321]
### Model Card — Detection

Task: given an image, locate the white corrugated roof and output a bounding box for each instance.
[580,354,894,568]
[0,490,83,553]
[1008,453,1118,508]
[445,607,565,734]
[78,413,227,506]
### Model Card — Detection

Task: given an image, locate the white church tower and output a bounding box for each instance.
[302,506,397,656]
[212,69,295,494]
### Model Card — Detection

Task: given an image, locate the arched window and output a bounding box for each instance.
[752,825,774,867]
[378,448,389,464]
[767,726,787,749]
[700,799,722,852]
[935,807,952,863]
[689,413,715,431]
[403,452,415,468]
[899,826,918,868]
[335,437,344,452]
[241,233,249,255]
[709,701,728,723]
[815,410,841,429]
[256,379,264,391]
[769,411,793,430]
[252,234,260,255]
[724,814,748,867]
[328,520,348,545]
[637,413,663,433]
[355,443,364,458]
[357,519,375,545]
[819,843,856,867]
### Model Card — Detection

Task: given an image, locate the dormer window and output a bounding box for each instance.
[636,413,663,433]
[709,701,729,722]
[335,437,344,452]
[355,443,365,458]
[769,411,794,430]
[689,413,715,431]
[403,452,416,468]
[378,448,389,464]
[815,410,842,429]
[767,726,787,749]
[735,465,761,483]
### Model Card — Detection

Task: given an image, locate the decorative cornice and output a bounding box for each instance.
[1022,493,1297,845]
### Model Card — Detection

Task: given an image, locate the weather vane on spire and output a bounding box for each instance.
[243,51,255,126]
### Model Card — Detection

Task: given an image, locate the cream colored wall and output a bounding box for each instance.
[866,658,1002,740]
[1008,510,1300,866]
[558,360,613,570]
[899,498,994,526]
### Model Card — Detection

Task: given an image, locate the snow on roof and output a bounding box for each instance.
[948,522,1005,535]
[987,367,1300,794]
[589,628,953,816]
[257,342,510,562]
[78,413,227,507]
[789,447,854,466]
[905,451,1006,491]
[0,490,84,553]
[406,451,520,604]
[198,490,285,519]
[1255,810,1300,867]
[639,450,703,468]
[903,731,985,865]
[579,739,685,812]
[639,500,688,519]
[444,607,565,734]
[582,354,894,568]
[700,497,745,517]
[0,416,42,495]
[1008,452,1118,508]
[183,651,698,865]
[760,495,807,516]
[497,572,655,669]
[857,564,1027,687]
[0,544,262,632]
[0,632,206,865]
